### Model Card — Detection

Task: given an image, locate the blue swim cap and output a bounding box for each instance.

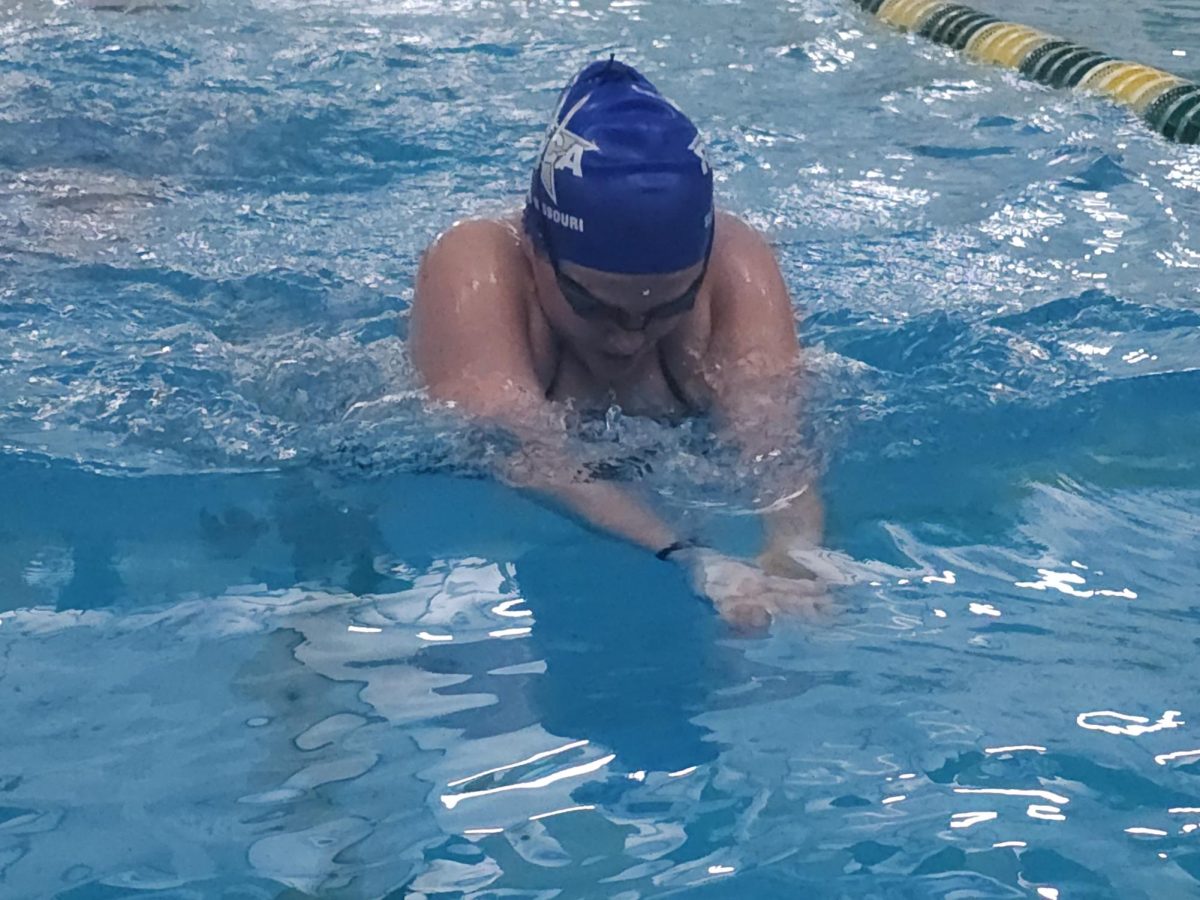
[526,58,714,275]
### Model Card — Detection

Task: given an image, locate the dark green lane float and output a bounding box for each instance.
[851,0,1200,143]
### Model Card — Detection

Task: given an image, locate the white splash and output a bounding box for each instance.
[1015,569,1137,600]
[1155,749,1200,767]
[448,740,589,788]
[441,754,616,810]
[955,787,1069,805]
[488,627,532,639]
[1027,805,1067,822]
[529,805,595,821]
[951,811,998,829]
[1077,710,1184,736]
[923,570,956,584]
[491,598,532,619]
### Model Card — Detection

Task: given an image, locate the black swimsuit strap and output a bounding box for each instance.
[544,346,564,400]
[658,341,694,414]
[543,322,565,400]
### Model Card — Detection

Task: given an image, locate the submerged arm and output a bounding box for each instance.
[498,410,679,553]
[717,372,825,577]
[706,215,825,575]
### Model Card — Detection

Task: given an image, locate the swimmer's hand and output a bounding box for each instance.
[757,537,847,584]
[673,547,832,632]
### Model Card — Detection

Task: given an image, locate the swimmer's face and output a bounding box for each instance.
[537,256,706,367]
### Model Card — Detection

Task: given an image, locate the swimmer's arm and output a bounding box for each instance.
[719,385,826,577]
[506,446,679,552]
[411,219,682,555]
[706,216,825,574]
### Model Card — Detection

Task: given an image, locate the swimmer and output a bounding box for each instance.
[412,58,829,629]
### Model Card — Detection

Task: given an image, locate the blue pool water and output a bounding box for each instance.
[2,0,1199,897]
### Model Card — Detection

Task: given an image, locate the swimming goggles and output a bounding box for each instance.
[540,219,713,331]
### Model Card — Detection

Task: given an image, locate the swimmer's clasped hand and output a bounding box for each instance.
[666,545,833,632]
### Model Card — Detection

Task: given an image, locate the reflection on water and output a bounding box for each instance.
[3,470,1200,894]
[1078,710,1184,736]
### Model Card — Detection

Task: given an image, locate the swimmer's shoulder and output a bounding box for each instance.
[414,216,532,324]
[416,216,528,289]
[668,211,784,354]
[707,210,793,320]
[411,216,553,399]
[709,210,776,284]
[699,210,799,372]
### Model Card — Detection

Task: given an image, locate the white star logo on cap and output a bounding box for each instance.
[688,134,710,175]
[538,93,599,204]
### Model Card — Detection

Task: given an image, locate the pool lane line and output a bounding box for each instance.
[849,0,1200,143]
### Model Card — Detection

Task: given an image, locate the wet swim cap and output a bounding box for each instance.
[526,58,714,275]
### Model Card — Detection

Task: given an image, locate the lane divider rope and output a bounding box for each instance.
[850,0,1200,143]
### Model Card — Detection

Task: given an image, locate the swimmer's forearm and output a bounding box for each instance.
[434,394,680,554]
[529,479,678,553]
[758,484,824,575]
[710,400,825,571]
[712,396,825,573]
[489,419,682,554]
[769,485,823,539]
[712,379,824,566]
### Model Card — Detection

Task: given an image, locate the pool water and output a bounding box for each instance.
[2,1,1199,897]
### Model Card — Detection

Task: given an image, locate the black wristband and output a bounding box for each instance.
[656,539,700,561]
